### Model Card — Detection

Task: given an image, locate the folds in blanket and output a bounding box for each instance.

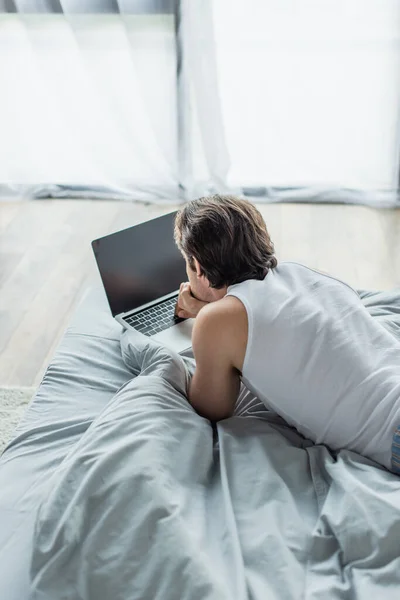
[120,329,191,397]
[30,374,216,600]
[29,385,400,600]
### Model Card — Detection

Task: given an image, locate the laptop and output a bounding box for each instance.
[91,211,194,354]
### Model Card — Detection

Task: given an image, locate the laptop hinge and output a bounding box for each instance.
[118,290,179,320]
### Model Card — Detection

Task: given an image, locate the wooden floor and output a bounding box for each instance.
[0,200,399,388]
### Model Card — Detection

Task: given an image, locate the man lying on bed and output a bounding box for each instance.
[173,194,400,475]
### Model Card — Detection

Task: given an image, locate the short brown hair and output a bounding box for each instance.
[174,194,277,288]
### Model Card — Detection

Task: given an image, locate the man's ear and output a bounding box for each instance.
[193,257,203,278]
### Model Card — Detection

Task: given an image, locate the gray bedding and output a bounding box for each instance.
[1,286,400,599]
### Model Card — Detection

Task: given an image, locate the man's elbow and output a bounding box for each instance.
[195,406,234,422]
[188,394,234,422]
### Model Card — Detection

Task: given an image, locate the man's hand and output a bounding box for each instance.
[175,282,208,319]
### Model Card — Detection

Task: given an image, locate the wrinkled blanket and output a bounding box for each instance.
[30,289,400,600]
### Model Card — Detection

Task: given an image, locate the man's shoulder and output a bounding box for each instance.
[200,294,247,322]
[192,296,248,372]
[193,296,248,367]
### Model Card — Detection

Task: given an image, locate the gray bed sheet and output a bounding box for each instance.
[1,286,400,600]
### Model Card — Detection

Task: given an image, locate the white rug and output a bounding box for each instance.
[0,387,36,454]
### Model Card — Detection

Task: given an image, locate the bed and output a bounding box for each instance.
[1,285,400,600]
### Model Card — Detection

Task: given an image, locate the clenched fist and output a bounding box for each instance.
[175,282,208,319]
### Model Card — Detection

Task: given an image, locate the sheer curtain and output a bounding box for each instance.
[183,0,400,207]
[0,5,178,201]
[1,0,400,206]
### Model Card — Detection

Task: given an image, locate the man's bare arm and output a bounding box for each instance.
[188,299,246,421]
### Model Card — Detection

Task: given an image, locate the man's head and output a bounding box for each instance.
[174,194,277,302]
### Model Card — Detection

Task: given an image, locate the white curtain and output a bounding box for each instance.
[183,0,400,207]
[0,12,178,201]
[1,0,400,206]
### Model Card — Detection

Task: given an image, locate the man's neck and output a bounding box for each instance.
[208,286,227,303]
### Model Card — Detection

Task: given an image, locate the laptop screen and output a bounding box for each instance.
[92,211,187,317]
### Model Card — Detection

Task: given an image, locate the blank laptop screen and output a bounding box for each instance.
[92,211,187,317]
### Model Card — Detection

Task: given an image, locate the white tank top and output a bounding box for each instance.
[226,262,400,469]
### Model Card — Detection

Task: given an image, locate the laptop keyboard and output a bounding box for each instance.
[124,296,184,337]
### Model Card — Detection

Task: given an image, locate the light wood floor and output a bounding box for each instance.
[0,200,399,388]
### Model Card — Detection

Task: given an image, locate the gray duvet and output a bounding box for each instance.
[28,288,400,600]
